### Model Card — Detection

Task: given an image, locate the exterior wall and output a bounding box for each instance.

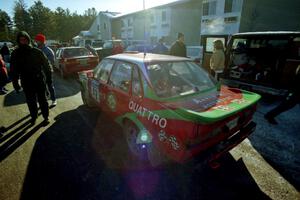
[148,7,172,43]
[120,16,135,40]
[112,0,202,46]
[89,12,113,40]
[170,0,202,45]
[111,18,122,39]
[240,0,300,32]
[200,0,243,36]
[89,15,101,40]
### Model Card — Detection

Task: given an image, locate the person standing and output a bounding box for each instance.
[264,65,300,125]
[34,33,57,106]
[170,32,187,57]
[10,31,52,125]
[152,37,168,55]
[210,40,225,80]
[0,55,9,94]
[0,43,10,63]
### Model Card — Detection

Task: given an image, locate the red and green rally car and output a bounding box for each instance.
[79,53,260,166]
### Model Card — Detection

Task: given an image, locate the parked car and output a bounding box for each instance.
[78,53,260,166]
[202,32,300,96]
[96,40,124,60]
[54,47,99,78]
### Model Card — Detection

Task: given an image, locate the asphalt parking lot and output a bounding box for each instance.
[0,74,299,200]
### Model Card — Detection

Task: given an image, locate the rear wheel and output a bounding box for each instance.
[123,120,168,167]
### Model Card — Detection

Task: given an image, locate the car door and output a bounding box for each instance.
[88,59,115,109]
[104,60,133,118]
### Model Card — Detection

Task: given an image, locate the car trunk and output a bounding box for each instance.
[165,86,260,156]
[64,56,98,73]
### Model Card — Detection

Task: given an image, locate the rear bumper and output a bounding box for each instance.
[187,121,256,163]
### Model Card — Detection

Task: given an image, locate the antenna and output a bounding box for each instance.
[143,0,146,58]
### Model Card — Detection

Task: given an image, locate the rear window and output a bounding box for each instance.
[63,48,91,58]
[147,61,216,98]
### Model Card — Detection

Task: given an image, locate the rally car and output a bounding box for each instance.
[79,53,260,166]
[54,46,99,78]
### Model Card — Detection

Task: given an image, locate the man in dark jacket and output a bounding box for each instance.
[10,31,52,125]
[170,32,187,57]
[264,65,300,124]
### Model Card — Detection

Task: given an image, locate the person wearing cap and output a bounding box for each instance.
[170,32,187,57]
[10,31,52,125]
[35,33,57,106]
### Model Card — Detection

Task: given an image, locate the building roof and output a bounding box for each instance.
[79,31,93,37]
[99,11,121,18]
[114,0,190,18]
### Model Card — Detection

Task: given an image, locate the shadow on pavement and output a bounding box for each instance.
[3,73,80,107]
[2,90,27,107]
[20,106,270,200]
[0,118,45,161]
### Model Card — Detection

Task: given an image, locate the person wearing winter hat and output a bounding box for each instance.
[35,33,57,107]
[10,31,52,125]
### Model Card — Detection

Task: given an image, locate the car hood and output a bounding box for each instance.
[164,86,261,123]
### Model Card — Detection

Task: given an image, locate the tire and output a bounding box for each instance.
[123,120,168,167]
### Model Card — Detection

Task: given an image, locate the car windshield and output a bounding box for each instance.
[147,61,216,98]
[63,48,91,58]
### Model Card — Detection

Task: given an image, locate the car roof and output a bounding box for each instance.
[107,53,191,65]
[59,46,87,50]
[232,31,300,37]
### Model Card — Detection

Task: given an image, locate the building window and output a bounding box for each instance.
[97,25,100,31]
[203,2,209,15]
[225,0,241,13]
[224,16,238,23]
[127,18,133,26]
[162,11,167,22]
[104,23,107,30]
[203,1,216,16]
[224,0,233,13]
[151,14,154,23]
[161,24,169,28]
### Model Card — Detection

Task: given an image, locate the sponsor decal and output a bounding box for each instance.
[128,101,167,129]
[159,130,180,150]
[231,99,248,104]
[107,93,116,111]
[213,105,233,111]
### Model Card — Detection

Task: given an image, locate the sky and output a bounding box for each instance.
[0,0,179,17]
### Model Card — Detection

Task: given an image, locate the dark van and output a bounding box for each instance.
[220,32,300,96]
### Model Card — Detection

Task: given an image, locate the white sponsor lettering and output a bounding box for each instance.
[128,101,168,129]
